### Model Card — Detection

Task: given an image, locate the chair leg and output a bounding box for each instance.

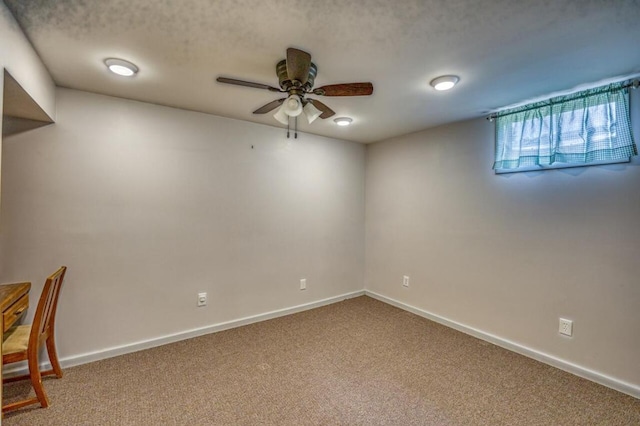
[45,335,64,379]
[28,352,50,408]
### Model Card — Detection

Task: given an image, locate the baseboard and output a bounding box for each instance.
[8,288,637,400]
[4,290,365,378]
[365,290,640,399]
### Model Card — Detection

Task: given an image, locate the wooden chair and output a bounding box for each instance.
[2,266,67,412]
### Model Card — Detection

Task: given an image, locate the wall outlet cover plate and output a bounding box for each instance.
[559,318,573,336]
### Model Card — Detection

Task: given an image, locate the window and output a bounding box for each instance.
[493,81,637,173]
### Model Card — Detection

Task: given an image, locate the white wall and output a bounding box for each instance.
[1,1,56,283]
[0,88,365,360]
[0,1,55,119]
[365,90,640,394]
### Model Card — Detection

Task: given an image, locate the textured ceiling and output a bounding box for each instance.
[5,0,640,143]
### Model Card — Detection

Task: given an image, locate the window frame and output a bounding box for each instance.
[492,81,637,174]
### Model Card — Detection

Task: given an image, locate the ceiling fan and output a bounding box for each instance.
[217,48,373,136]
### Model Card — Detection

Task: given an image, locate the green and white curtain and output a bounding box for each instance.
[493,82,637,170]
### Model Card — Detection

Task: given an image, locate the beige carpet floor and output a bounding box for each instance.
[3,296,639,425]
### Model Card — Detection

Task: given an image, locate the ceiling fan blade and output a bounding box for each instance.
[286,48,312,85]
[313,82,373,96]
[216,77,281,92]
[253,98,285,114]
[308,99,335,119]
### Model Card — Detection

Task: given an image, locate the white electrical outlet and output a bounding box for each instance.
[559,318,573,336]
[300,279,307,290]
[403,275,410,288]
[197,292,207,307]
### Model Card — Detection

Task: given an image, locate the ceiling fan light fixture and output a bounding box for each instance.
[430,75,459,91]
[303,101,322,124]
[334,117,353,126]
[283,95,303,117]
[274,95,304,124]
[218,48,374,132]
[105,58,138,77]
[273,105,290,125]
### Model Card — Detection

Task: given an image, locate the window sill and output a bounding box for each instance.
[494,158,630,174]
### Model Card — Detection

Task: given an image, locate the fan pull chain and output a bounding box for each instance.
[295,116,298,139]
[286,117,290,139]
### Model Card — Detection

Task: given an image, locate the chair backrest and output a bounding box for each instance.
[29,266,67,347]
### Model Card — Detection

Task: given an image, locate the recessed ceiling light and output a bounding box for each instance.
[334,117,353,126]
[430,75,459,91]
[105,58,138,77]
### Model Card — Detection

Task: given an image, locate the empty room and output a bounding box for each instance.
[0,0,639,424]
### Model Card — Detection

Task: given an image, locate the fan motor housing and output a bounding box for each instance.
[277,59,317,92]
